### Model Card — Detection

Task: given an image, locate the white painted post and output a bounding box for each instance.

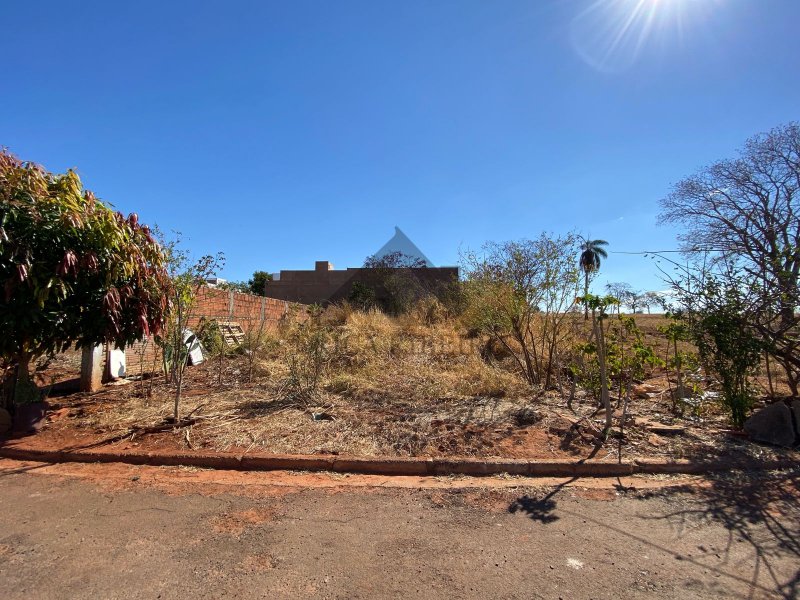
[80,345,104,392]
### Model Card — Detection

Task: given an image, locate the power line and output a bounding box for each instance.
[611,250,683,255]
[611,247,733,255]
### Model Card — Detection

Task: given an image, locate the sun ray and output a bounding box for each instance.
[570,0,721,73]
[601,0,650,67]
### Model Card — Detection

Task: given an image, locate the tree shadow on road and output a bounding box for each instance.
[508,477,579,523]
[0,461,54,478]
[506,468,800,598]
[644,468,800,600]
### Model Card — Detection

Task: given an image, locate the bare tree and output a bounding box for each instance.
[659,122,800,394]
[641,291,664,314]
[156,233,224,422]
[605,282,633,314]
[462,233,581,388]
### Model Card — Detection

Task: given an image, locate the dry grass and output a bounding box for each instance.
[326,308,529,402]
[77,307,536,456]
[47,308,795,461]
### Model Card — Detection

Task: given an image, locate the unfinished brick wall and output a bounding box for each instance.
[123,288,306,376]
[123,338,161,377]
[191,287,295,328]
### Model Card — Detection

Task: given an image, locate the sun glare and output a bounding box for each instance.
[570,0,720,72]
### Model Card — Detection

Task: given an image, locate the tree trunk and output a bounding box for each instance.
[13,354,37,406]
[592,312,612,433]
[174,373,182,423]
[583,273,590,320]
[518,334,537,386]
[674,338,684,398]
[544,328,558,390]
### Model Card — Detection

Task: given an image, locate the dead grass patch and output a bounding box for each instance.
[38,310,798,463]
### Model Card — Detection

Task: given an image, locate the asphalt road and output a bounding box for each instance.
[0,460,797,599]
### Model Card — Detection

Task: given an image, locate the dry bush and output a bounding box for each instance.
[330,306,528,402]
[253,304,530,405]
[66,302,776,459]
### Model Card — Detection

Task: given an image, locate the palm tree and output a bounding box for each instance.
[579,238,608,319]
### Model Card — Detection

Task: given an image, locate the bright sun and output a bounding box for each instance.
[570,0,720,72]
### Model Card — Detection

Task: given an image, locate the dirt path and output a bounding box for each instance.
[0,459,797,599]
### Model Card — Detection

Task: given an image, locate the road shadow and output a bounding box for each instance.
[506,468,800,598]
[508,477,579,523]
[644,468,800,600]
[0,461,54,478]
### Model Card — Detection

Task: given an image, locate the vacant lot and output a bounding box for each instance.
[0,460,797,599]
[27,312,795,464]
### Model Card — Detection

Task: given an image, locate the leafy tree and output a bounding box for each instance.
[247,270,272,296]
[579,238,608,319]
[217,271,272,296]
[359,251,432,314]
[676,277,763,427]
[347,281,377,310]
[657,311,696,412]
[0,150,169,406]
[659,122,800,394]
[217,280,250,294]
[627,290,644,314]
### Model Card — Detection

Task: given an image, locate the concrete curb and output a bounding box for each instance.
[0,445,795,477]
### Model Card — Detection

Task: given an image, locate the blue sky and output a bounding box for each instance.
[2,0,798,292]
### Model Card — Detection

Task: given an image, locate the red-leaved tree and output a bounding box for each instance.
[0,150,170,405]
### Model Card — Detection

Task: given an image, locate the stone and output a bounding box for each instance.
[635,418,685,435]
[744,402,796,448]
[631,383,660,399]
[647,424,686,436]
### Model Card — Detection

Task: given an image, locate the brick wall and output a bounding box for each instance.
[123,287,306,376]
[123,338,161,377]
[265,264,460,306]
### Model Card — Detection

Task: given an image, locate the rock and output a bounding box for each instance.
[648,433,667,447]
[744,402,796,447]
[647,424,686,436]
[0,408,11,434]
[631,383,660,399]
[636,418,685,435]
